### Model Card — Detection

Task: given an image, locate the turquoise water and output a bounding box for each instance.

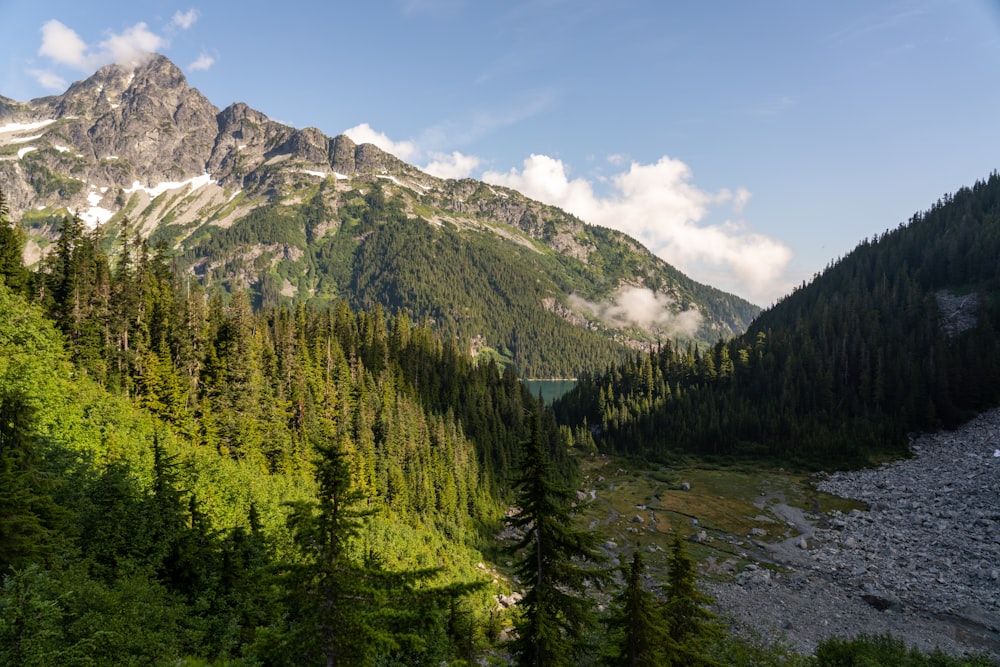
[522,379,578,404]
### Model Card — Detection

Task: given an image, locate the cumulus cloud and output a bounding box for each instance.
[188,53,215,71]
[727,187,752,215]
[98,23,165,66]
[38,20,90,69]
[422,151,481,179]
[569,286,703,338]
[343,124,484,178]
[483,154,792,304]
[35,18,165,82]
[327,124,791,302]
[30,13,205,89]
[343,123,420,161]
[171,9,200,30]
[26,68,67,91]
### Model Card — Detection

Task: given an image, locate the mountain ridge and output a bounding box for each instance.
[0,53,760,375]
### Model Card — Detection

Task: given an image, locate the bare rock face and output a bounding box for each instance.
[936,290,980,337]
[0,52,760,344]
[48,55,218,185]
[0,53,407,220]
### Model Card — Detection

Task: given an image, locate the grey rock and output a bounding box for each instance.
[712,407,1000,663]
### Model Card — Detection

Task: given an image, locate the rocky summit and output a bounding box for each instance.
[0,55,407,237]
[0,54,758,372]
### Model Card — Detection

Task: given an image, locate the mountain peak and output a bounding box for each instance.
[1,55,759,359]
[51,53,198,122]
[88,52,178,81]
[126,52,187,89]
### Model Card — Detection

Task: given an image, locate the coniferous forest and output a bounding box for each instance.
[2,171,999,666]
[555,173,1000,468]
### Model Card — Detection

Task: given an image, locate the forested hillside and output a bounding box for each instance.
[2,55,760,379]
[555,172,1000,466]
[0,184,584,663]
[182,180,640,377]
[3,178,997,664]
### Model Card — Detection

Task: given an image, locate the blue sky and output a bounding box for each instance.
[1,1,998,305]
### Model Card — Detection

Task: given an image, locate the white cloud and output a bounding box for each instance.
[99,23,165,67]
[26,68,67,91]
[731,187,751,214]
[343,123,419,161]
[188,53,215,71]
[35,19,164,75]
[569,286,703,337]
[38,20,89,69]
[422,151,480,179]
[483,154,792,304]
[327,123,792,303]
[171,9,200,30]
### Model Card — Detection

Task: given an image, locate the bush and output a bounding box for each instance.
[813,633,995,667]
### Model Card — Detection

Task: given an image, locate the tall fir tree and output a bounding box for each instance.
[508,411,608,666]
[0,390,63,572]
[0,284,67,572]
[662,535,721,667]
[605,548,672,667]
[0,188,30,296]
[266,438,394,667]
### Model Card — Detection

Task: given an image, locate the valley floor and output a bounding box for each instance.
[708,407,1000,661]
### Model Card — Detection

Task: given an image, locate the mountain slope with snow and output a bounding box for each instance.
[0,54,759,375]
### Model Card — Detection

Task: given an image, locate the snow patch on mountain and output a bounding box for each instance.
[10,134,44,144]
[125,173,213,198]
[80,188,114,229]
[0,119,57,134]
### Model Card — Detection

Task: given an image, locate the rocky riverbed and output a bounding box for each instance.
[708,408,1000,661]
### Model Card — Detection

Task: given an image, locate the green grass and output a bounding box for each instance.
[574,455,865,577]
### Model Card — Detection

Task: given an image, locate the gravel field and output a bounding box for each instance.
[707,408,1000,662]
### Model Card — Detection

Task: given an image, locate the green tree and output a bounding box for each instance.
[605,548,671,667]
[0,391,63,573]
[265,439,392,666]
[663,535,721,666]
[508,413,608,666]
[0,188,30,296]
[0,284,68,572]
[814,632,995,666]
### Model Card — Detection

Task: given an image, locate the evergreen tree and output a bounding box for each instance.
[0,284,67,572]
[605,548,672,667]
[266,439,393,666]
[508,412,608,666]
[0,188,29,296]
[0,391,63,572]
[662,535,721,666]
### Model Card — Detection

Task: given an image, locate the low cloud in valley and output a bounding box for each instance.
[569,286,703,338]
